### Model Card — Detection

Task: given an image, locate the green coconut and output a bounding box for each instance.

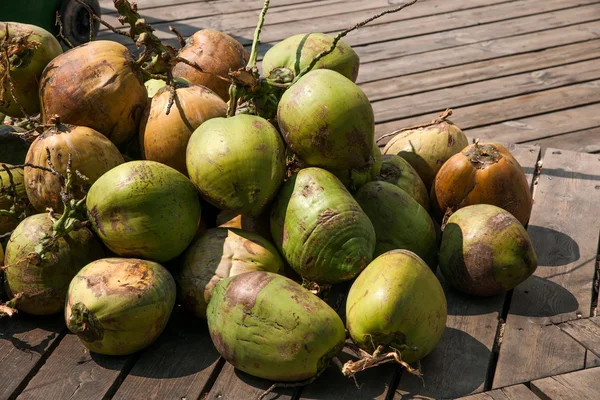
[3,213,104,315]
[263,33,359,84]
[176,227,284,318]
[186,114,285,215]
[439,204,538,296]
[378,154,430,212]
[86,161,201,263]
[65,258,176,355]
[207,271,346,381]
[354,181,437,268]
[270,167,375,283]
[328,142,382,192]
[0,165,33,237]
[382,117,468,190]
[278,69,374,170]
[144,77,190,98]
[346,250,447,364]
[0,22,63,117]
[0,125,30,164]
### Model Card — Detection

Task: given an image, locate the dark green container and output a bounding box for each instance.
[2,0,101,47]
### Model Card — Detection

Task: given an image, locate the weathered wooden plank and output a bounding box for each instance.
[359,20,600,86]
[205,362,296,400]
[16,334,132,400]
[493,149,600,388]
[373,58,600,124]
[112,306,221,400]
[458,384,540,400]
[375,80,600,142]
[559,317,600,358]
[357,3,600,66]
[522,126,600,154]
[0,315,66,400]
[244,0,595,51]
[392,145,541,399]
[362,39,600,103]
[530,367,600,400]
[466,104,600,148]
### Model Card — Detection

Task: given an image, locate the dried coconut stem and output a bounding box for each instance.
[55,12,75,48]
[376,108,453,144]
[169,25,186,48]
[0,293,22,318]
[341,344,423,378]
[295,0,420,82]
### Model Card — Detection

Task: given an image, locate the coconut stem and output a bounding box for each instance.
[376,108,453,144]
[226,0,270,117]
[248,0,270,69]
[294,0,421,83]
[68,302,103,341]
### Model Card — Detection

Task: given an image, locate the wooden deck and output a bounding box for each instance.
[95,0,600,153]
[2,1,600,399]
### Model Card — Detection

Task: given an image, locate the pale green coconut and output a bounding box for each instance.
[65,258,176,355]
[186,114,285,215]
[346,250,447,363]
[86,161,201,263]
[263,33,359,83]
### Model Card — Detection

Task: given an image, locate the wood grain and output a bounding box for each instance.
[530,366,600,400]
[458,384,540,400]
[559,317,600,358]
[493,149,600,388]
[466,104,600,148]
[111,306,221,400]
[16,334,132,400]
[376,80,600,141]
[0,315,65,400]
[373,58,600,123]
[362,40,600,102]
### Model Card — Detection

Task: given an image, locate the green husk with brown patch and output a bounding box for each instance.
[3,213,104,315]
[175,227,284,318]
[354,181,438,268]
[277,69,374,170]
[207,271,346,381]
[186,114,285,215]
[65,258,176,355]
[439,204,538,296]
[270,167,375,283]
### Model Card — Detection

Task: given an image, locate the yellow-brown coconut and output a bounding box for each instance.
[39,41,147,147]
[173,30,249,101]
[24,120,124,213]
[139,82,227,175]
[430,142,533,226]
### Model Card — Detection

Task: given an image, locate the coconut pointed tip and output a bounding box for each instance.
[67,302,104,342]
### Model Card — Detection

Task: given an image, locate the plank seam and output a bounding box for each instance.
[375,76,600,125]
[101,353,140,400]
[591,234,600,317]
[197,357,226,400]
[368,53,600,105]
[7,329,68,400]
[349,1,600,51]
[384,367,402,400]
[519,122,600,146]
